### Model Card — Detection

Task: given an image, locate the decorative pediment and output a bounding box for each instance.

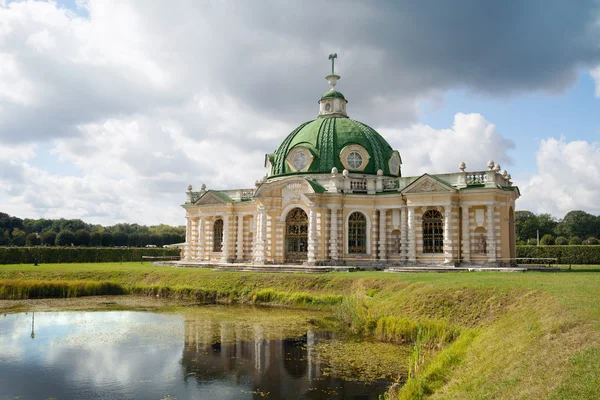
[401,174,455,194]
[194,191,232,205]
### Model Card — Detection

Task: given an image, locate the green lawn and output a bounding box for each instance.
[1,262,599,399]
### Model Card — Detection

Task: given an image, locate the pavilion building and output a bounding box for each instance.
[182,57,519,267]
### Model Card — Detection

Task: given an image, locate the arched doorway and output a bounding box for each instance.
[423,210,443,253]
[285,208,308,263]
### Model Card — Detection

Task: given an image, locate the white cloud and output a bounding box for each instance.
[518,137,600,216]
[592,67,600,97]
[380,113,516,176]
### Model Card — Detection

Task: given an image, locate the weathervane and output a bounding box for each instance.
[328,53,337,75]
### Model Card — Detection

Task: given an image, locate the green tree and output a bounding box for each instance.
[515,211,538,242]
[554,211,599,240]
[90,232,103,246]
[0,229,11,246]
[128,233,141,247]
[569,236,582,245]
[25,233,41,246]
[56,230,76,246]
[536,214,557,236]
[540,234,554,245]
[113,232,128,247]
[41,231,57,246]
[555,236,568,245]
[11,228,26,246]
[101,232,113,247]
[74,230,91,246]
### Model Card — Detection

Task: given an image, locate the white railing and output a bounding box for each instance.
[350,180,367,192]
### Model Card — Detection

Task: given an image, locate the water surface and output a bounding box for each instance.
[0,306,405,399]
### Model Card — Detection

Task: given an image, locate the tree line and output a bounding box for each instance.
[0,213,185,247]
[516,210,600,245]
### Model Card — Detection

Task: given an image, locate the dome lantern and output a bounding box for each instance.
[318,53,348,118]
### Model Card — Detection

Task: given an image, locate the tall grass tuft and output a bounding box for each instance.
[0,279,126,299]
[251,288,343,306]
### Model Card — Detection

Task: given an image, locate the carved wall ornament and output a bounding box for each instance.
[422,181,437,192]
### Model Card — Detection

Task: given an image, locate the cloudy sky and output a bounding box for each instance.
[1,0,600,226]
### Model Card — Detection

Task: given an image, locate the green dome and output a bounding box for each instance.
[268,117,400,177]
[320,90,346,101]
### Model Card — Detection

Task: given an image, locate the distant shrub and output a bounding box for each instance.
[569,237,582,245]
[585,237,598,245]
[540,234,554,245]
[0,247,179,264]
[555,236,568,245]
[527,238,538,245]
[56,230,75,246]
[517,245,600,264]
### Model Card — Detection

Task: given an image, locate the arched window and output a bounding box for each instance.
[423,210,443,253]
[213,219,224,252]
[348,212,367,254]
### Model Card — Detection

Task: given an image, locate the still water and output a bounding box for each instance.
[0,307,402,399]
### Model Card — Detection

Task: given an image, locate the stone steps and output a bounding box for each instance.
[212,265,359,274]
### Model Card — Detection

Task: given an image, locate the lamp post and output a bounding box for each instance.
[33,233,40,266]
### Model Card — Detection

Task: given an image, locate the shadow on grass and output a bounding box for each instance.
[562,268,600,273]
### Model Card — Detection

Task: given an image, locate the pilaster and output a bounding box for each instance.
[379,209,387,261]
[401,206,408,261]
[197,216,204,260]
[221,215,230,263]
[461,206,470,262]
[443,206,452,264]
[487,205,496,262]
[254,207,267,263]
[307,207,317,263]
[329,207,339,260]
[184,217,192,260]
[236,215,244,261]
[408,206,416,263]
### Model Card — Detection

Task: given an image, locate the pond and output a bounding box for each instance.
[0,305,408,399]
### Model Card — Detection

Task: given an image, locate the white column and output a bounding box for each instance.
[307,207,317,263]
[401,207,408,261]
[443,206,452,264]
[184,217,192,260]
[487,205,496,262]
[379,209,387,261]
[408,206,416,263]
[461,206,470,263]
[329,208,339,260]
[197,216,204,261]
[371,209,378,259]
[221,214,230,263]
[236,215,244,261]
[254,207,267,263]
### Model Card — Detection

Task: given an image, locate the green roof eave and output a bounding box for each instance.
[207,190,234,203]
[304,179,326,193]
[429,175,454,187]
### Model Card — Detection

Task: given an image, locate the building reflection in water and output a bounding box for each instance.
[181,318,388,399]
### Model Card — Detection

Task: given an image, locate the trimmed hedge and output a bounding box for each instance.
[517,245,600,264]
[0,247,179,265]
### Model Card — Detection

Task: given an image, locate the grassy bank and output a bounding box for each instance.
[1,262,599,399]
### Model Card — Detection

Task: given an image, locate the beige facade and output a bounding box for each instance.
[182,168,519,267]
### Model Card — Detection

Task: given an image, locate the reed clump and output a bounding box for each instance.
[0,279,126,299]
[251,288,343,306]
